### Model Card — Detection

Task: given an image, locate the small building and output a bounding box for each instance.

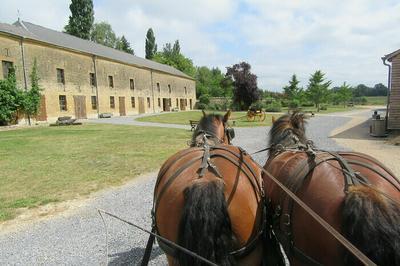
[0,20,196,123]
[382,49,400,130]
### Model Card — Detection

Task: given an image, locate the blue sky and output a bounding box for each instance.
[1,0,399,91]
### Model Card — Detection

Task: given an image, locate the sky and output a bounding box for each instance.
[1,0,399,91]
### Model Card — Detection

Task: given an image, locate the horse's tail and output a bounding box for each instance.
[343,185,400,265]
[177,179,235,266]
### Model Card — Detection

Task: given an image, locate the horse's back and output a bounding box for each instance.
[155,144,263,250]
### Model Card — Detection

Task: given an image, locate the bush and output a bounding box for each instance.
[301,102,314,107]
[265,102,282,112]
[198,94,210,105]
[320,105,328,110]
[288,99,300,109]
[194,102,207,110]
[250,101,264,110]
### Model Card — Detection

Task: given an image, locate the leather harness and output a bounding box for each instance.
[142,131,265,265]
[266,132,400,266]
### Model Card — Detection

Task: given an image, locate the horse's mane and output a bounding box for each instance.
[191,114,224,146]
[269,111,308,148]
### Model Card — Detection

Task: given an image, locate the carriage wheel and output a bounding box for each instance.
[260,112,266,122]
[247,113,255,121]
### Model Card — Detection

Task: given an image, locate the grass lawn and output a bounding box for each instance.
[365,96,387,105]
[137,110,278,127]
[285,105,363,114]
[0,124,191,221]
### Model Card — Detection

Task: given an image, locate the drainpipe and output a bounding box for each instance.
[382,57,392,131]
[150,70,155,113]
[93,55,100,118]
[19,37,28,91]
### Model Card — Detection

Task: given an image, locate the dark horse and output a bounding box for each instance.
[263,112,400,265]
[152,111,272,265]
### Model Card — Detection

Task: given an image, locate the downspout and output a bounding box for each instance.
[93,55,100,118]
[382,57,392,130]
[150,70,155,113]
[19,37,28,90]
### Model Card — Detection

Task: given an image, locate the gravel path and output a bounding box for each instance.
[0,115,350,265]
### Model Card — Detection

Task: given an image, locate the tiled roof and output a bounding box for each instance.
[0,20,193,80]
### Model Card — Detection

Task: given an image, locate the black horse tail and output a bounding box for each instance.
[342,185,400,265]
[177,179,235,266]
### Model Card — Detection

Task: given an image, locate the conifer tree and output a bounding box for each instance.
[116,35,134,55]
[64,0,94,40]
[306,70,331,112]
[145,28,157,59]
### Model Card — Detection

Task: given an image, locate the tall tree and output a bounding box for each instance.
[153,41,196,77]
[116,35,135,55]
[145,28,157,59]
[64,0,94,40]
[306,70,331,112]
[283,74,303,107]
[21,59,42,125]
[226,62,260,110]
[90,22,117,48]
[336,82,353,107]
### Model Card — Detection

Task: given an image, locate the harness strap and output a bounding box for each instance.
[141,228,156,266]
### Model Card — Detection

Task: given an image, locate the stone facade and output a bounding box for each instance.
[388,53,400,129]
[0,26,196,123]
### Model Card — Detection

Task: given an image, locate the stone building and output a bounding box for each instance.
[0,20,196,123]
[383,49,400,130]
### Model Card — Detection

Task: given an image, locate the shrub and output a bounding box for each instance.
[320,105,328,110]
[265,101,282,112]
[288,99,300,109]
[250,101,264,110]
[199,94,210,105]
[194,102,207,110]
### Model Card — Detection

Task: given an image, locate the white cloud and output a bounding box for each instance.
[1,0,399,90]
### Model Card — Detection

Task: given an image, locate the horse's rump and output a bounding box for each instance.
[264,150,400,265]
[154,145,264,262]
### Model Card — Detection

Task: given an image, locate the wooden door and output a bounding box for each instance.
[73,95,87,119]
[138,97,145,114]
[36,95,47,121]
[180,99,185,111]
[119,97,126,116]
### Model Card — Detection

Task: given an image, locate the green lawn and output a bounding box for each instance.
[284,105,362,114]
[137,110,278,127]
[365,96,387,105]
[0,124,190,221]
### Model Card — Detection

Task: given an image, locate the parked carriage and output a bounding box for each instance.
[247,108,266,122]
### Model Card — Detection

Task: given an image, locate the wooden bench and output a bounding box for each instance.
[189,120,198,131]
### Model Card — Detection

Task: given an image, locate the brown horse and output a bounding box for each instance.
[263,112,400,266]
[152,110,275,265]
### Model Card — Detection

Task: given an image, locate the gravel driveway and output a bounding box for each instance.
[0,115,350,265]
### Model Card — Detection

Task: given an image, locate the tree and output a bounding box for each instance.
[21,59,42,125]
[306,70,331,112]
[283,74,303,108]
[195,66,232,98]
[226,62,260,110]
[145,28,157,59]
[0,67,21,125]
[90,22,117,48]
[64,0,94,40]
[116,35,134,55]
[335,82,353,107]
[153,41,196,77]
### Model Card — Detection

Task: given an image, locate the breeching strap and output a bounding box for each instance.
[258,167,377,266]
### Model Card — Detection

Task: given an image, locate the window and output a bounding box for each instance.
[57,68,65,84]
[110,96,115,108]
[131,97,135,108]
[158,98,161,107]
[108,75,114,88]
[168,84,171,93]
[176,98,179,107]
[90,73,96,87]
[157,82,160,92]
[184,87,187,94]
[169,98,172,107]
[130,79,135,90]
[59,95,67,111]
[2,61,13,79]
[190,99,192,109]
[91,96,97,110]
[147,97,151,108]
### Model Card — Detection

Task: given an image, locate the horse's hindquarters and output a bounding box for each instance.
[154,146,264,265]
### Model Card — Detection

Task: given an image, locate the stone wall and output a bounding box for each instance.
[0,34,196,123]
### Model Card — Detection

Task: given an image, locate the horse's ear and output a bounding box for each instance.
[290,112,306,129]
[223,110,231,122]
[202,110,207,117]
